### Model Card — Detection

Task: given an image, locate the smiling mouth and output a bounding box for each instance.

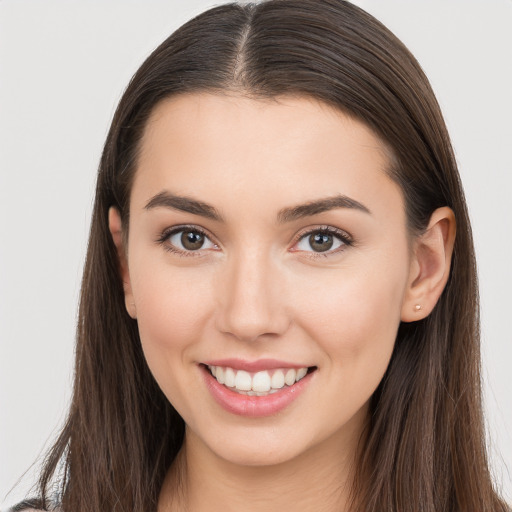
[204,364,317,396]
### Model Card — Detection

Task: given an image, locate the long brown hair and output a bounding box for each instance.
[23,1,508,511]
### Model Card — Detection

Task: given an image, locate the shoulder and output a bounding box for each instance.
[8,507,46,512]
[8,508,45,512]
[8,500,53,512]
[9,497,63,512]
[8,507,53,512]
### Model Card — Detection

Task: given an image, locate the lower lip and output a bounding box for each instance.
[201,365,314,417]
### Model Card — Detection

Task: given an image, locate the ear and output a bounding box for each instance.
[401,207,456,322]
[108,206,137,319]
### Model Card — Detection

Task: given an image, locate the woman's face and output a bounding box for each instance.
[120,93,415,466]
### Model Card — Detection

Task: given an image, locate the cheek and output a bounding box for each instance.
[129,263,215,393]
[295,251,408,375]
[289,257,408,436]
[133,262,213,339]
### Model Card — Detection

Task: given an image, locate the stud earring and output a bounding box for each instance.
[414,304,422,311]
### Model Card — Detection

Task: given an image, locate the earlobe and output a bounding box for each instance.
[108,207,137,319]
[401,207,456,322]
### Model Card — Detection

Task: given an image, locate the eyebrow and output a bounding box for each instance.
[277,195,371,222]
[144,191,371,223]
[145,191,224,221]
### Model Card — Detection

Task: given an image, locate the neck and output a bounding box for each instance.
[158,415,366,512]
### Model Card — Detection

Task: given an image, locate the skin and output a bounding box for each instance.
[109,93,455,512]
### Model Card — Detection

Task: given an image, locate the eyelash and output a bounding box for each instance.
[156,224,353,258]
[156,225,217,258]
[292,225,353,259]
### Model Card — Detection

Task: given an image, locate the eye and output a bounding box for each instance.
[158,226,218,255]
[293,226,352,255]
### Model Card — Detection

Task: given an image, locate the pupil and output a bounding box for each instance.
[310,233,333,252]
[181,231,204,250]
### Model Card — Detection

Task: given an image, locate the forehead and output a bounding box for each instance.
[132,93,402,220]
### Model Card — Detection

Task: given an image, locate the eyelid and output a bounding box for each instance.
[290,225,354,256]
[156,224,220,257]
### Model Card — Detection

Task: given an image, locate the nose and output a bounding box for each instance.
[215,248,291,343]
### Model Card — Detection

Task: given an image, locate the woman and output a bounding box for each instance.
[10,1,510,511]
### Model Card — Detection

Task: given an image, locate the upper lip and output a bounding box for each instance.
[202,358,312,372]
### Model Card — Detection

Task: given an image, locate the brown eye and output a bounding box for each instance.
[294,227,351,255]
[181,230,205,250]
[308,233,334,252]
[164,227,217,254]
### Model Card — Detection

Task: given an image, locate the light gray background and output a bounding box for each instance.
[1,1,511,509]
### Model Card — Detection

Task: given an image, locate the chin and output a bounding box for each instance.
[216,443,306,468]
[195,424,319,468]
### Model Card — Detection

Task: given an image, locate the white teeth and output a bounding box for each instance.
[235,370,252,391]
[285,369,297,386]
[296,367,307,381]
[252,371,271,392]
[207,365,310,394]
[224,367,236,388]
[234,389,280,396]
[271,370,285,389]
